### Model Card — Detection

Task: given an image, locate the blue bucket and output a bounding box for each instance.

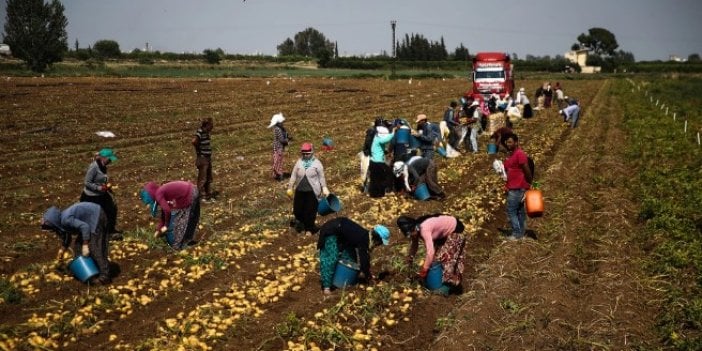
[487,143,497,154]
[425,261,443,290]
[437,146,447,157]
[332,259,360,289]
[163,216,176,247]
[69,256,99,283]
[395,128,411,144]
[318,194,342,216]
[413,183,430,201]
[322,137,334,147]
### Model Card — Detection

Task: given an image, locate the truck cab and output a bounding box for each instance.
[470,52,514,100]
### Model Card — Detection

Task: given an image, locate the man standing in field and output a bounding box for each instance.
[502,132,532,240]
[192,118,215,202]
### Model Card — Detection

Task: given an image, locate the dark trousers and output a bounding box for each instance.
[72,211,110,280]
[196,155,213,198]
[294,190,319,232]
[80,192,118,233]
[419,160,444,196]
[368,161,391,198]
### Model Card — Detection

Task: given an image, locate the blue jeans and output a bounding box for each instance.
[506,189,526,238]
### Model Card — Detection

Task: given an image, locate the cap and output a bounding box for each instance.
[470,100,479,107]
[300,142,313,153]
[415,114,427,123]
[98,148,118,162]
[373,225,390,245]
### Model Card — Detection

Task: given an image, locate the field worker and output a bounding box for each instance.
[390,118,413,163]
[397,214,466,295]
[393,156,445,199]
[464,100,483,154]
[317,217,390,295]
[192,117,215,202]
[543,82,553,108]
[41,202,112,285]
[140,181,201,249]
[80,148,121,240]
[502,132,533,240]
[269,112,292,181]
[413,114,438,159]
[360,117,386,192]
[515,87,533,118]
[368,126,394,198]
[490,119,514,152]
[287,143,329,234]
[560,99,581,128]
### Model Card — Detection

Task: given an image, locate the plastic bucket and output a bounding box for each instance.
[318,194,342,216]
[413,183,430,201]
[487,143,498,154]
[322,137,334,147]
[69,256,99,283]
[332,259,360,289]
[395,128,411,144]
[424,261,443,290]
[163,216,176,247]
[437,146,447,157]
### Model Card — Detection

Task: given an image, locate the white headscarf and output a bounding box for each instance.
[267,113,285,128]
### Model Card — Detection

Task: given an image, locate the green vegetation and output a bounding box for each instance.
[0,278,23,304]
[620,78,702,349]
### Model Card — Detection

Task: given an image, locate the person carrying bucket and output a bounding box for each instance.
[502,132,532,240]
[41,202,112,285]
[397,214,466,295]
[140,181,201,249]
[287,143,329,234]
[317,217,390,295]
[392,155,445,199]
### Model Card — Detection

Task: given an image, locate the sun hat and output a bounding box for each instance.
[415,114,428,123]
[376,126,389,135]
[373,225,390,245]
[267,113,285,128]
[98,148,118,162]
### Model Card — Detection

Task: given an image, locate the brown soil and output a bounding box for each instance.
[0,77,663,350]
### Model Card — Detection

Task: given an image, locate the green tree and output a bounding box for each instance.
[203,49,221,64]
[277,27,333,60]
[688,53,701,63]
[453,43,469,61]
[277,38,295,56]
[93,40,121,59]
[3,0,68,72]
[576,27,619,56]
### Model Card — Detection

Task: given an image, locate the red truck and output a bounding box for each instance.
[468,52,514,100]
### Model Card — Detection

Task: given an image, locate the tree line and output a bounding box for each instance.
[2,1,701,73]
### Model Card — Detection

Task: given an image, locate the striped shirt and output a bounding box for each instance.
[195,128,212,157]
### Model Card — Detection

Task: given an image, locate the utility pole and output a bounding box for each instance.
[391,20,396,77]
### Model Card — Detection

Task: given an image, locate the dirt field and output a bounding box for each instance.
[0,77,662,350]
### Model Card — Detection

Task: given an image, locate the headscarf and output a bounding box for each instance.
[141,182,161,217]
[267,113,285,128]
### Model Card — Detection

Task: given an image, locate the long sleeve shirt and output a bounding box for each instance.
[60,202,102,241]
[408,216,458,271]
[370,133,394,163]
[317,217,373,278]
[83,160,109,196]
[154,181,195,229]
[288,158,327,199]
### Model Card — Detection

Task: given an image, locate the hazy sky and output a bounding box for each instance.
[2,0,701,61]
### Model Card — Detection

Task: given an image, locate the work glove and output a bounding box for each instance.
[322,187,330,197]
[81,244,90,257]
[286,188,294,199]
[417,267,429,279]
